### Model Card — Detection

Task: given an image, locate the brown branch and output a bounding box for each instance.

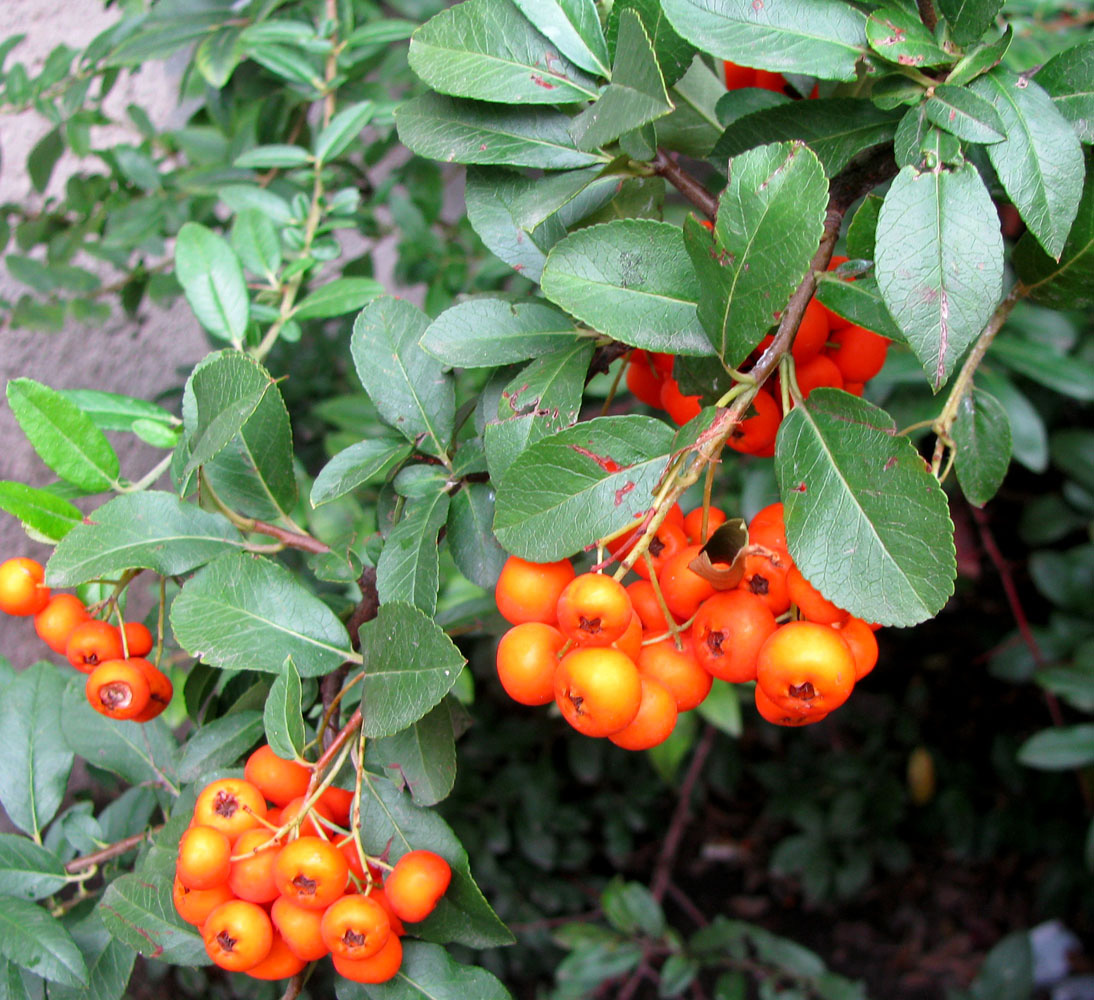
[917,0,938,31]
[652,149,718,219]
[248,519,331,553]
[320,665,351,750]
[306,708,362,798]
[279,971,306,1000]
[346,567,379,650]
[65,826,163,873]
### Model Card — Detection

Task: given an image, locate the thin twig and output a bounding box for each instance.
[652,149,718,218]
[279,970,305,1000]
[917,0,938,31]
[65,826,163,873]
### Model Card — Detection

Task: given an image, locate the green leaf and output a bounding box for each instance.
[845,195,883,261]
[195,24,243,87]
[98,873,208,965]
[968,930,1033,1000]
[937,0,1003,46]
[607,0,697,89]
[233,143,311,169]
[658,57,726,157]
[26,127,63,194]
[58,390,175,434]
[952,388,1011,507]
[602,878,665,937]
[660,953,699,998]
[711,100,901,177]
[351,297,455,460]
[0,482,82,542]
[946,25,1012,88]
[366,700,457,807]
[46,492,243,587]
[49,910,136,1000]
[661,0,867,82]
[170,552,354,677]
[245,43,322,91]
[314,101,376,162]
[174,223,249,343]
[0,897,86,987]
[448,483,508,589]
[184,354,275,475]
[336,941,512,999]
[813,274,905,342]
[866,3,950,67]
[60,683,178,789]
[569,11,672,151]
[696,679,742,737]
[875,162,1003,390]
[358,603,465,740]
[356,772,512,947]
[6,379,119,492]
[924,84,1006,144]
[684,141,828,366]
[293,277,384,319]
[541,220,712,356]
[421,299,582,367]
[970,70,1085,260]
[1035,41,1094,145]
[513,0,610,77]
[484,342,595,480]
[0,835,67,901]
[219,185,294,224]
[0,663,73,840]
[409,0,599,104]
[395,93,608,169]
[988,334,1094,402]
[264,656,306,760]
[311,439,412,507]
[776,389,956,627]
[177,711,264,783]
[1014,148,1094,308]
[1017,725,1094,770]
[377,491,451,616]
[977,371,1046,473]
[230,208,281,281]
[494,414,675,561]
[464,165,619,282]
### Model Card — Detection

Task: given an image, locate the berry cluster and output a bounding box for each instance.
[174,745,452,984]
[626,259,890,444]
[495,502,880,738]
[0,557,171,722]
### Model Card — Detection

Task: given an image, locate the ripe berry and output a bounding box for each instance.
[755,621,856,718]
[192,778,267,844]
[273,836,349,910]
[320,894,391,960]
[554,647,642,738]
[66,619,124,672]
[556,573,633,646]
[177,825,231,890]
[0,558,49,616]
[385,850,452,923]
[33,594,89,653]
[494,555,575,626]
[244,745,311,807]
[86,660,151,720]
[609,677,678,751]
[331,932,403,984]
[496,622,565,706]
[202,899,274,972]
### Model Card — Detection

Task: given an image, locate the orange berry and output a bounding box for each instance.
[660,377,702,426]
[385,850,452,923]
[85,660,150,721]
[121,621,154,657]
[368,886,406,937]
[244,930,307,981]
[33,594,89,653]
[129,658,173,722]
[228,828,281,904]
[787,566,848,625]
[658,545,716,621]
[831,616,879,680]
[321,893,391,960]
[556,573,633,646]
[177,825,232,890]
[607,611,642,662]
[827,325,889,383]
[271,896,330,961]
[626,580,679,635]
[173,875,234,927]
[244,745,311,807]
[753,69,787,93]
[691,590,777,683]
[755,621,856,717]
[494,555,575,626]
[609,677,678,751]
[792,298,830,363]
[66,619,124,673]
[0,558,49,616]
[628,522,689,582]
[496,622,565,706]
[273,836,348,910]
[748,502,789,558]
[331,931,403,984]
[683,506,727,545]
[280,795,336,840]
[723,60,756,89]
[193,778,267,845]
[202,899,273,972]
[626,351,665,408]
[319,786,353,828]
[738,551,791,616]
[553,647,643,738]
[754,683,829,727]
[794,354,844,398]
[636,635,711,711]
[727,389,781,456]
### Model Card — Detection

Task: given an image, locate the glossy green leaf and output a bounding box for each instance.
[311,439,412,507]
[366,700,457,807]
[988,334,1094,402]
[813,274,904,342]
[866,3,950,67]
[513,0,610,77]
[696,679,742,737]
[61,683,178,789]
[846,195,883,261]
[570,11,672,151]
[233,144,311,169]
[0,482,81,542]
[776,389,956,627]
[1014,149,1094,308]
[937,0,1003,46]
[6,379,119,492]
[484,342,594,481]
[661,0,867,82]
[170,552,354,677]
[711,100,901,177]
[409,0,599,104]
[293,277,384,319]
[0,897,86,987]
[977,370,1047,473]
[448,482,508,589]
[245,43,322,90]
[952,388,1011,507]
[99,873,209,965]
[1018,725,1094,770]
[230,208,281,280]
[46,491,243,587]
[177,711,264,783]
[58,389,175,434]
[684,141,827,366]
[0,834,67,901]
[49,910,136,1000]
[356,771,513,947]
[174,223,249,343]
[659,57,725,157]
[971,69,1085,260]
[0,663,73,840]
[336,941,512,999]
[264,656,306,760]
[314,101,376,162]
[1036,41,1094,145]
[422,299,582,367]
[195,24,242,87]
[875,162,1003,390]
[925,84,1006,143]
[541,220,712,355]
[358,603,465,740]
[351,297,455,460]
[494,414,675,561]
[946,25,1012,88]
[377,491,450,616]
[608,0,696,89]
[395,93,608,169]
[218,184,294,224]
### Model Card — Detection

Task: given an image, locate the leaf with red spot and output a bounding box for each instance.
[875,161,1003,391]
[99,872,209,966]
[866,2,950,68]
